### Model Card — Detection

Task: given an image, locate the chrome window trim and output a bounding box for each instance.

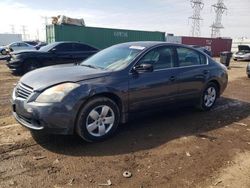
[129,44,209,75]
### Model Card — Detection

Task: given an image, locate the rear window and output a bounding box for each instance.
[177,47,207,67]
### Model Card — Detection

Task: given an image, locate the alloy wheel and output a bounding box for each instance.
[204,87,217,107]
[86,105,115,137]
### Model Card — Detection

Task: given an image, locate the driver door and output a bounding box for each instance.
[128,46,179,112]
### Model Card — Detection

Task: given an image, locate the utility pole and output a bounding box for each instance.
[211,0,227,38]
[189,0,204,37]
[36,29,40,41]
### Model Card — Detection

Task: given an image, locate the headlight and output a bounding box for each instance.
[11,54,22,60]
[35,83,80,103]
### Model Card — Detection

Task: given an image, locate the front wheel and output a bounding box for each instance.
[76,97,120,142]
[198,83,218,111]
[1,49,7,55]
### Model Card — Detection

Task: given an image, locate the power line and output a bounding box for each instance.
[189,0,204,37]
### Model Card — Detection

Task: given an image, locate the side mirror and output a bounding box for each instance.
[133,63,153,73]
[50,48,57,53]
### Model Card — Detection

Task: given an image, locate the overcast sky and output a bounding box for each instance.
[0,0,249,41]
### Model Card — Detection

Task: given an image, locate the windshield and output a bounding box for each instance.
[39,43,57,52]
[80,45,144,70]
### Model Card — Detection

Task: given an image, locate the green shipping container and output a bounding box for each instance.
[46,25,165,49]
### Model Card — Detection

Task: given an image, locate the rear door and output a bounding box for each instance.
[72,43,98,63]
[175,47,209,100]
[53,43,75,64]
[129,46,179,112]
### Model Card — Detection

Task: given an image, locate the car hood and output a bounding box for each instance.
[20,64,111,91]
[238,45,250,51]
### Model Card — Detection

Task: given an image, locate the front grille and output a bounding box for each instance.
[16,83,33,100]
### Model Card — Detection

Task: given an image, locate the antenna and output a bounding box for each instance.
[211,0,227,38]
[189,0,204,37]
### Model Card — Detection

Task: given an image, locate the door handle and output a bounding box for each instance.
[170,76,176,81]
[203,70,210,75]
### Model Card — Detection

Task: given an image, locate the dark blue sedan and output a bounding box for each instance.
[11,42,228,142]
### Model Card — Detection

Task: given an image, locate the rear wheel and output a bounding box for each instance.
[198,83,218,111]
[76,97,120,142]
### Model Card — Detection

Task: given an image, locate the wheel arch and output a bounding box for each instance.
[74,91,126,133]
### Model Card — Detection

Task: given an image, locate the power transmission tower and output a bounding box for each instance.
[21,25,28,40]
[189,0,204,37]
[10,25,15,34]
[41,16,49,26]
[211,0,227,38]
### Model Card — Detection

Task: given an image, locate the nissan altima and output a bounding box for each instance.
[11,42,228,142]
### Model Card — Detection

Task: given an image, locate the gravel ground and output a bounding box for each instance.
[0,60,250,188]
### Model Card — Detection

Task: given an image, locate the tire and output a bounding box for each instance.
[198,82,219,111]
[248,74,250,78]
[1,49,7,55]
[76,97,120,142]
[25,59,39,73]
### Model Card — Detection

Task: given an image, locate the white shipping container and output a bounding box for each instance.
[165,36,182,44]
[0,34,22,46]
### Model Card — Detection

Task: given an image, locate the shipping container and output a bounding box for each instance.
[165,35,182,44]
[181,36,232,57]
[0,34,22,46]
[46,25,165,49]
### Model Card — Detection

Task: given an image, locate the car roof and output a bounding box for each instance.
[114,41,202,50]
[51,41,98,49]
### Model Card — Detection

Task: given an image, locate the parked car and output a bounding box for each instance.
[11,42,228,142]
[35,42,47,50]
[7,41,98,74]
[247,63,250,78]
[6,42,36,53]
[23,41,39,46]
[233,45,250,61]
[190,45,212,56]
[0,46,8,55]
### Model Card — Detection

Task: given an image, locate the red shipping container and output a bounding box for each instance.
[181,36,232,57]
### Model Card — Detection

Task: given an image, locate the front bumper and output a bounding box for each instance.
[233,54,250,61]
[11,90,82,135]
[6,59,23,72]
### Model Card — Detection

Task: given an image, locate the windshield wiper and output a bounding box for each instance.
[81,64,102,69]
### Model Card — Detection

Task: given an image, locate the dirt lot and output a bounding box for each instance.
[0,60,250,188]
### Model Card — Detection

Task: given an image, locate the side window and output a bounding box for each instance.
[177,47,206,67]
[55,43,74,52]
[73,43,97,51]
[20,43,28,47]
[138,47,174,70]
[200,53,207,65]
[10,43,18,47]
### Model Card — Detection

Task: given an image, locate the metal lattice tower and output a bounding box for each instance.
[211,0,227,38]
[189,0,204,37]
